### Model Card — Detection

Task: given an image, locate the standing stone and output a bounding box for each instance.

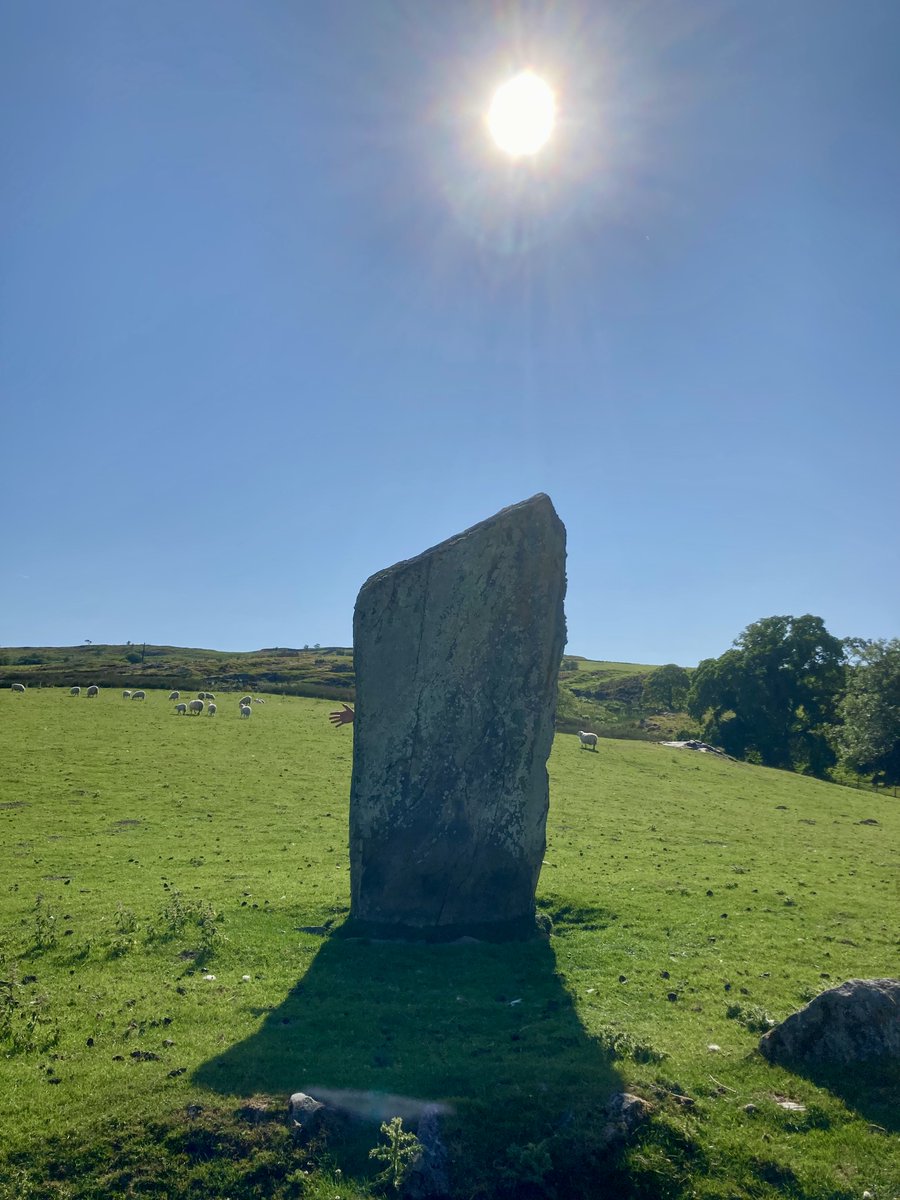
[348,494,566,939]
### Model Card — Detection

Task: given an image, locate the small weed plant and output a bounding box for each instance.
[368,1118,421,1191]
[29,895,57,951]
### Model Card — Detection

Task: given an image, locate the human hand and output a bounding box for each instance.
[329,704,355,727]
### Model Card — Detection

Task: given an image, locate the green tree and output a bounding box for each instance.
[686,615,846,775]
[642,663,691,712]
[834,639,900,785]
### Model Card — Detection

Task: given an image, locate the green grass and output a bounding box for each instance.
[1,687,897,1198]
[0,645,688,738]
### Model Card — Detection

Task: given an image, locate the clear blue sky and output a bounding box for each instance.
[2,1,898,665]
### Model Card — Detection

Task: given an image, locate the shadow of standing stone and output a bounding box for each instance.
[347,494,566,940]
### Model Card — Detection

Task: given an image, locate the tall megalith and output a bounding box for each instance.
[348,494,567,939]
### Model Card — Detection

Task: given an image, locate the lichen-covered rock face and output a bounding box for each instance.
[349,494,566,939]
[759,978,900,1065]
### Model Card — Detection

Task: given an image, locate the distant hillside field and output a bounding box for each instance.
[0,644,687,739]
[0,686,897,1198]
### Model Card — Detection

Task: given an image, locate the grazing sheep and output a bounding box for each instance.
[11,683,26,693]
[122,690,132,699]
[240,704,252,719]
[252,697,266,704]
[174,703,187,715]
[202,692,215,700]
[86,685,100,698]
[131,690,146,701]
[207,703,217,716]
[188,699,204,715]
[70,686,81,696]
[239,695,253,706]
[168,691,180,701]
[578,731,599,751]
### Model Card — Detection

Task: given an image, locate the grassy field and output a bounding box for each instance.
[1,687,897,1198]
[0,644,682,740]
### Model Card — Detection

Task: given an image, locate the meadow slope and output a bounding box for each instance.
[0,687,897,1198]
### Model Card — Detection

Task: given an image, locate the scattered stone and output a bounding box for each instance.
[760,978,900,1065]
[289,1092,327,1139]
[659,740,733,758]
[858,818,879,826]
[743,1103,758,1115]
[666,992,678,1002]
[599,1093,653,1145]
[348,495,566,939]
[773,1096,806,1112]
[707,1044,721,1052]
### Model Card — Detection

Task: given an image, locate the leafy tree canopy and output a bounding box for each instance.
[834,639,900,786]
[642,663,691,712]
[686,614,846,774]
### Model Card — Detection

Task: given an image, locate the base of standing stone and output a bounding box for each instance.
[333,911,551,944]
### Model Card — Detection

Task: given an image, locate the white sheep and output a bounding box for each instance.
[131,690,146,701]
[86,685,100,698]
[11,683,26,693]
[123,690,132,699]
[168,690,180,701]
[70,686,81,696]
[188,699,204,715]
[239,695,252,706]
[578,731,599,751]
[252,697,266,704]
[240,704,252,719]
[207,703,217,716]
[174,703,187,715]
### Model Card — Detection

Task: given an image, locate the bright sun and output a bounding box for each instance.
[487,71,556,158]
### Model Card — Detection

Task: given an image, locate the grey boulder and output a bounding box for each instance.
[759,978,900,1065]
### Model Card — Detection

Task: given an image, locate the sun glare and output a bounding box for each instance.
[487,71,556,158]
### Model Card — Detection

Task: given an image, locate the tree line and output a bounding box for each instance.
[642,616,900,785]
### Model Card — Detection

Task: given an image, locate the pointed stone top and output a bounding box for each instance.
[360,494,562,594]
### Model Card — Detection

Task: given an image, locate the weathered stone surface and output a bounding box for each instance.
[759,978,900,1065]
[349,494,566,938]
[288,1092,326,1139]
[599,1093,653,1145]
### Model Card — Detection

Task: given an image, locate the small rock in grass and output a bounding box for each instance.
[202,974,216,981]
[707,1044,721,1052]
[743,1103,758,1115]
[599,1093,653,1146]
[289,1093,326,1140]
[666,992,678,1002]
